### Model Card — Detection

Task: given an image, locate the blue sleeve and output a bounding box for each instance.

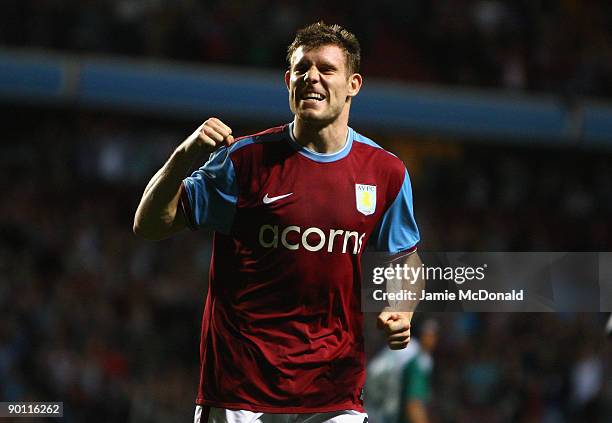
[180,147,238,234]
[369,169,420,253]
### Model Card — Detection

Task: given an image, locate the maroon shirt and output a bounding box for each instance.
[181,124,419,412]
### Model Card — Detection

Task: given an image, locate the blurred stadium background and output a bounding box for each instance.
[1,1,611,422]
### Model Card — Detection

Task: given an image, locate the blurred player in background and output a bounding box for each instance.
[398,320,438,423]
[134,21,421,423]
[366,320,438,423]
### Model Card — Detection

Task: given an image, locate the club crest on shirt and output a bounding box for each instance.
[355,184,376,216]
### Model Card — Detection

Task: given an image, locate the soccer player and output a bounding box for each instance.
[134,22,422,423]
[398,320,438,423]
[366,320,438,423]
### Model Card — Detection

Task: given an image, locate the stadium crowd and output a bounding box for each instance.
[1,0,612,98]
[1,106,611,422]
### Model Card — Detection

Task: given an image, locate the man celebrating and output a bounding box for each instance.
[134,22,421,423]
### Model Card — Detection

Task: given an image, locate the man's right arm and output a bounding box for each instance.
[133,118,234,240]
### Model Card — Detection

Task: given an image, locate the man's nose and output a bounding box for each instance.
[304,66,320,83]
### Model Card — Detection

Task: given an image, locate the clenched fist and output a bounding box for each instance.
[185,117,235,154]
[377,310,412,350]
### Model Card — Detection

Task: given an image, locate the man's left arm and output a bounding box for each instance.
[370,165,421,349]
[377,251,424,350]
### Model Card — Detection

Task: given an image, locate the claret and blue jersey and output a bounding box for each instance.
[180,123,419,413]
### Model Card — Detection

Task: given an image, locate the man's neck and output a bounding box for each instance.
[292,115,349,154]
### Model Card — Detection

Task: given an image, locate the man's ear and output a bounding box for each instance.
[284,70,291,91]
[348,73,362,97]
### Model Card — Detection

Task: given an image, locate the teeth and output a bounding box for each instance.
[302,93,324,100]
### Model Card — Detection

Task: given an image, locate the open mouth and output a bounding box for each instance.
[300,92,326,101]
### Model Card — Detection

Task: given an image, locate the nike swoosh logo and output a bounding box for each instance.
[263,192,293,204]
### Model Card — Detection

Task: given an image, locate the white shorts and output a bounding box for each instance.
[194,406,368,423]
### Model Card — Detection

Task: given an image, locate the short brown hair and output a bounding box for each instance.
[286,21,361,75]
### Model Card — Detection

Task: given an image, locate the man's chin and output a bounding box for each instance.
[296,110,332,125]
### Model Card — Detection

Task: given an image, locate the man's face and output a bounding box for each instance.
[285,44,361,125]
[420,330,438,352]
